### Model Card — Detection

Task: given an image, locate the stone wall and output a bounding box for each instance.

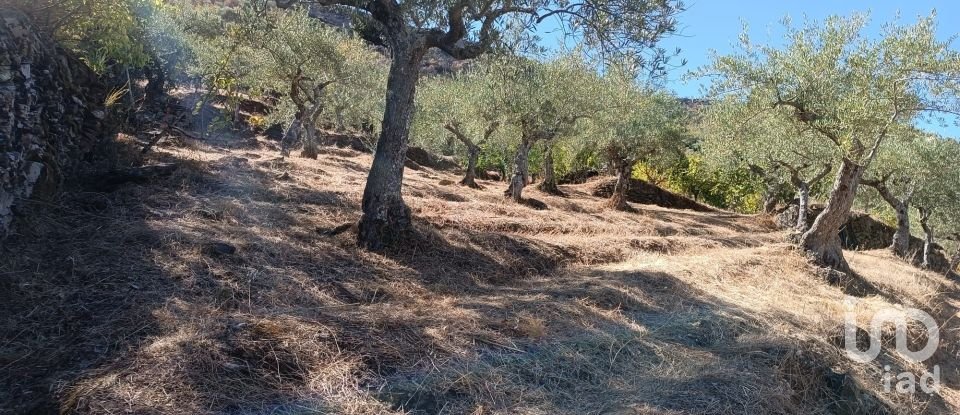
[0,9,110,238]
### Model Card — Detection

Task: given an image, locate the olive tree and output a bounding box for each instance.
[701,13,960,271]
[857,130,929,258]
[238,7,384,158]
[596,78,689,211]
[700,98,836,230]
[414,61,507,188]
[277,0,685,249]
[909,136,960,269]
[497,56,603,202]
[323,42,388,135]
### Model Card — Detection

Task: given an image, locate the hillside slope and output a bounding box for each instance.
[2,133,959,414]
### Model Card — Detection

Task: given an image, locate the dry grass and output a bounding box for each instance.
[1,130,959,414]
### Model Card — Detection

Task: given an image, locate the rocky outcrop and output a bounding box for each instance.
[778,204,950,271]
[0,9,110,237]
[592,178,715,212]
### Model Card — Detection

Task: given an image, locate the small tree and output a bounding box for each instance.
[857,130,927,258]
[701,13,960,271]
[908,135,960,268]
[414,61,507,188]
[497,56,603,202]
[238,7,384,158]
[596,80,689,211]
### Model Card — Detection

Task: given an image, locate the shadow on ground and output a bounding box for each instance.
[0,133,951,415]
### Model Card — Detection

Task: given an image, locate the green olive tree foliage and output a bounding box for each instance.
[235,6,386,158]
[857,129,931,257]
[413,61,510,188]
[322,42,387,136]
[905,135,960,269]
[700,99,836,229]
[276,0,686,249]
[15,0,186,105]
[592,77,689,210]
[700,13,960,271]
[496,56,605,201]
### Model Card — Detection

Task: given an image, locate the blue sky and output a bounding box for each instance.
[660,0,960,97]
[543,1,960,136]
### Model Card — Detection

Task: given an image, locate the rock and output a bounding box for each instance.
[592,178,715,212]
[477,170,501,181]
[0,9,113,238]
[405,146,459,171]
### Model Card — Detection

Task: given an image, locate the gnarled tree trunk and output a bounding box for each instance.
[796,182,810,231]
[301,119,320,159]
[861,178,912,258]
[461,145,480,188]
[918,207,934,269]
[537,144,562,195]
[505,138,533,202]
[444,122,484,189]
[892,201,911,257]
[357,37,425,250]
[280,119,302,158]
[300,96,326,159]
[800,158,865,272]
[762,190,779,214]
[749,164,782,214]
[607,158,634,211]
[786,163,830,232]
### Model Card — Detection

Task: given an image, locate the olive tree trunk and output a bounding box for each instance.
[444,122,483,189]
[301,118,320,159]
[300,99,325,159]
[280,119,302,158]
[861,178,912,258]
[890,200,911,258]
[357,38,425,250]
[787,163,830,232]
[505,138,533,202]
[796,182,811,231]
[537,144,562,195]
[749,164,781,214]
[461,145,481,188]
[800,158,865,272]
[918,207,934,269]
[762,190,779,214]
[607,158,634,211]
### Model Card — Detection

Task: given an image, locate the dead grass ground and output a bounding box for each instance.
[1,131,959,414]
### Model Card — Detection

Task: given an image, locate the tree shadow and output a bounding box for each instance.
[1,128,948,414]
[375,266,910,415]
